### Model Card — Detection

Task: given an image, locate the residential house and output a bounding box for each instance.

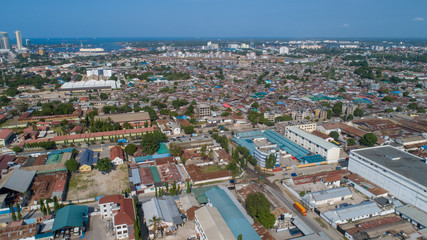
[99,195,136,240]
[110,145,124,165]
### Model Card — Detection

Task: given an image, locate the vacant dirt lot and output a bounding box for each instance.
[67,165,129,200]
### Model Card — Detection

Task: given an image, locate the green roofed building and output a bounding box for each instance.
[52,205,89,233]
[192,185,219,205]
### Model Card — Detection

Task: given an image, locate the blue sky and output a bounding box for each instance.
[2,0,427,39]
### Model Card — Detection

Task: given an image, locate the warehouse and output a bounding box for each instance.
[60,79,121,91]
[285,126,341,163]
[320,201,381,228]
[304,187,353,207]
[194,206,236,240]
[348,146,427,210]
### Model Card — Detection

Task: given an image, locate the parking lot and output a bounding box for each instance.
[85,215,115,240]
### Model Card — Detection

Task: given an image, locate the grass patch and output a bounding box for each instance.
[200,165,225,174]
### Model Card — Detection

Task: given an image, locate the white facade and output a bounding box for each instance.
[15,31,22,50]
[348,146,427,210]
[114,224,129,239]
[87,68,112,78]
[279,46,289,55]
[111,157,124,165]
[195,206,236,240]
[285,126,340,163]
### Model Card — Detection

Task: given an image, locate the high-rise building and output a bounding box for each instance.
[0,32,11,50]
[25,39,31,47]
[279,46,289,55]
[15,31,22,50]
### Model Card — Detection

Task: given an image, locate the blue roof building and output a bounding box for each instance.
[206,187,261,240]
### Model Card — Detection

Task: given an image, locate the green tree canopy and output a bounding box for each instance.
[125,144,137,156]
[65,158,79,172]
[96,158,112,172]
[329,131,339,141]
[361,133,378,147]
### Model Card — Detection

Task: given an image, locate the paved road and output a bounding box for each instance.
[246,166,343,239]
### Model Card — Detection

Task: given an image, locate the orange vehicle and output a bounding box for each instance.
[294,202,307,216]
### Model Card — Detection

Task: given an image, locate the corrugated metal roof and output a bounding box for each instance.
[52,205,88,232]
[150,166,161,183]
[2,169,36,193]
[131,168,141,185]
[206,188,261,240]
[396,205,427,227]
[310,187,352,202]
[322,201,381,223]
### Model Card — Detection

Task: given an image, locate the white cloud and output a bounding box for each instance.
[343,23,349,27]
[413,17,424,21]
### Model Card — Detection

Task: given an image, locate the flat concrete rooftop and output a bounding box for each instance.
[352,146,427,187]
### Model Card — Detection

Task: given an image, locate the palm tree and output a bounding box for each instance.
[148,216,163,239]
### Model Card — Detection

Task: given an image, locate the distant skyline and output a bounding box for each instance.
[2,0,427,39]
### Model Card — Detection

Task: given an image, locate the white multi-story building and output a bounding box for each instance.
[87,67,112,78]
[279,46,289,55]
[195,206,236,240]
[286,123,317,133]
[99,195,136,240]
[252,138,280,169]
[285,126,340,163]
[348,146,427,210]
[15,31,22,50]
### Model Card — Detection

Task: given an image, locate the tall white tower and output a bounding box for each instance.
[0,32,10,50]
[15,31,23,50]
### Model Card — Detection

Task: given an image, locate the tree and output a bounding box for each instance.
[13,146,23,152]
[53,196,60,212]
[361,133,378,147]
[182,126,195,134]
[65,158,79,172]
[329,131,339,141]
[332,102,343,117]
[148,216,163,239]
[265,154,277,169]
[353,108,364,117]
[16,203,22,220]
[169,143,183,157]
[96,158,112,172]
[10,205,17,221]
[408,103,419,110]
[125,144,137,156]
[140,131,166,155]
[46,202,51,215]
[251,102,259,109]
[39,199,47,216]
[186,179,191,193]
[238,234,243,240]
[382,96,393,102]
[246,192,275,229]
[347,138,356,146]
[99,92,109,100]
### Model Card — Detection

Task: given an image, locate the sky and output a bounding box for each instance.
[2,0,427,39]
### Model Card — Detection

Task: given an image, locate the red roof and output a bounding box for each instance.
[99,195,124,204]
[222,103,231,108]
[53,179,66,192]
[110,145,124,161]
[0,129,13,140]
[99,195,135,226]
[114,198,135,226]
[20,127,155,146]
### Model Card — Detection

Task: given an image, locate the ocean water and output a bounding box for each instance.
[29,37,203,52]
